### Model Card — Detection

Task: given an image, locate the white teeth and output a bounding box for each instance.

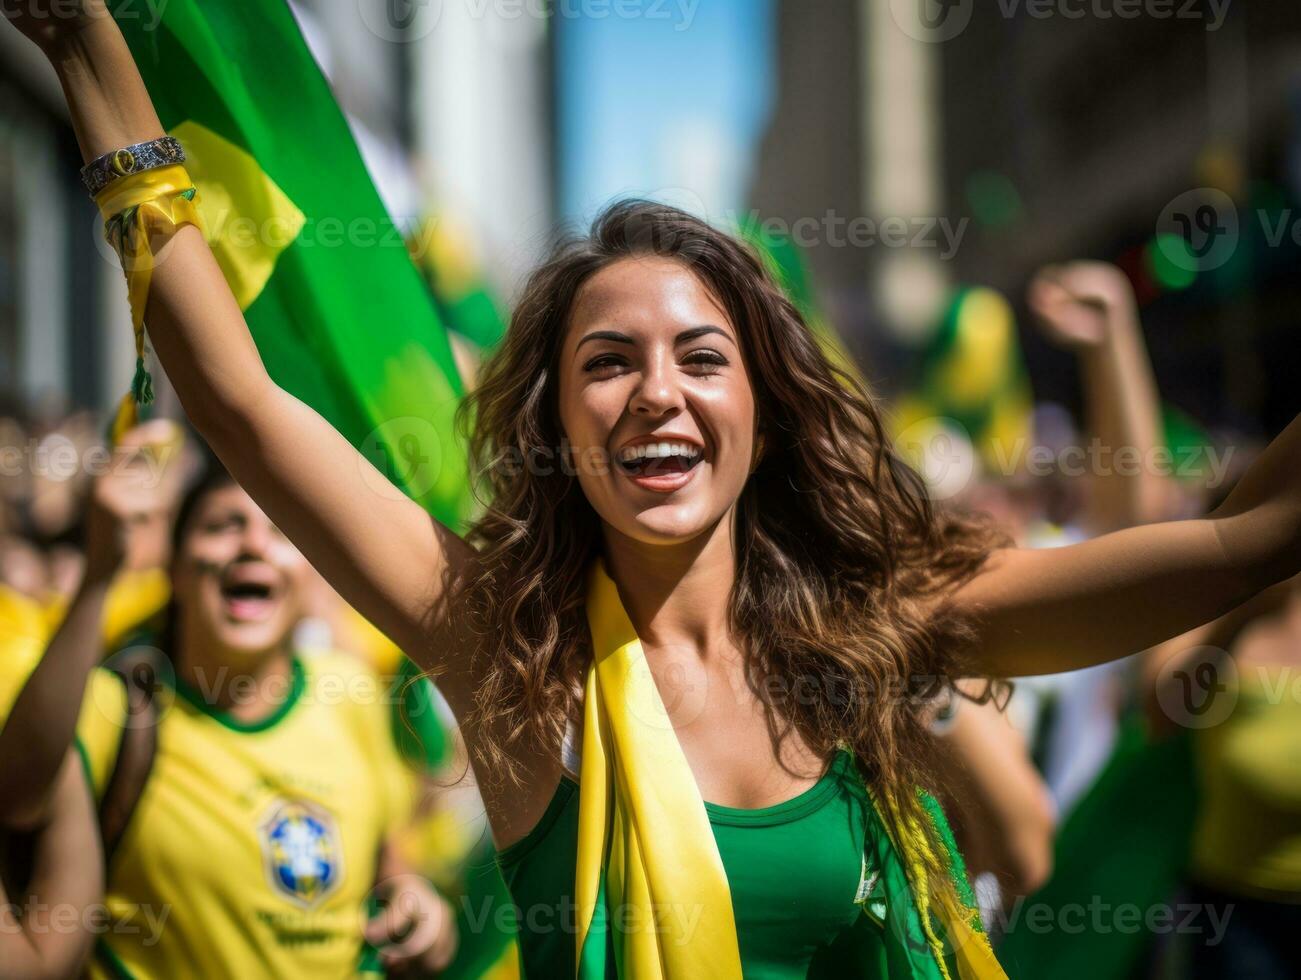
[618,441,702,462]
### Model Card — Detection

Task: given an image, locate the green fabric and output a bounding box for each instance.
[437,839,520,980]
[997,718,1198,979]
[107,0,475,531]
[498,749,978,979]
[389,654,450,772]
[172,654,305,733]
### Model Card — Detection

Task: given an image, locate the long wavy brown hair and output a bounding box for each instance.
[457,200,1007,924]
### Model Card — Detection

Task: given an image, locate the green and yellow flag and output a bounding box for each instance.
[739,215,864,385]
[107,0,475,530]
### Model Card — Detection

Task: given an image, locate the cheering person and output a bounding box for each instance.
[0,438,458,978]
[6,5,1301,977]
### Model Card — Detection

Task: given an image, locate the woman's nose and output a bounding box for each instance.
[629,360,685,417]
[238,520,273,558]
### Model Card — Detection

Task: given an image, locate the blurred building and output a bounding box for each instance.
[940,1,1301,432]
[0,1,553,419]
[0,29,127,414]
[751,0,1301,430]
[2,0,1297,435]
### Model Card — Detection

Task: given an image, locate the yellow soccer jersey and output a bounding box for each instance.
[45,567,171,651]
[77,649,415,979]
[0,583,49,714]
[0,570,170,721]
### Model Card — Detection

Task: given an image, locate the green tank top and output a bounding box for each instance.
[497,748,895,979]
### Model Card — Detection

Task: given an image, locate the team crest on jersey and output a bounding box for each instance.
[259,799,343,907]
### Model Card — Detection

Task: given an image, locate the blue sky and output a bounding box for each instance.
[555,0,776,225]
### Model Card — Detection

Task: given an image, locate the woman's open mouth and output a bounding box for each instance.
[615,441,704,493]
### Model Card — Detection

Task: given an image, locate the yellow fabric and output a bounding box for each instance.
[574,558,744,980]
[78,650,415,979]
[0,584,50,717]
[947,918,1005,980]
[874,789,1005,980]
[169,120,306,312]
[1191,663,1301,898]
[571,561,1004,979]
[0,572,170,720]
[40,567,171,650]
[94,162,204,342]
[95,163,204,437]
[336,602,405,676]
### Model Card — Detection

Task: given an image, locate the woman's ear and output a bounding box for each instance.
[751,431,767,473]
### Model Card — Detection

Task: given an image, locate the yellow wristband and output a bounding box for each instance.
[94,163,198,220]
[94,163,204,445]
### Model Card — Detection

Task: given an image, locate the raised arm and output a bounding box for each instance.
[0,426,167,829]
[930,681,1055,904]
[3,4,477,680]
[0,753,103,980]
[953,412,1301,678]
[1027,261,1176,532]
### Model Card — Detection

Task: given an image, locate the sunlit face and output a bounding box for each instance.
[171,483,310,657]
[556,255,760,545]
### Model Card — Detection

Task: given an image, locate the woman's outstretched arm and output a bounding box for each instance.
[4,5,477,684]
[952,413,1301,678]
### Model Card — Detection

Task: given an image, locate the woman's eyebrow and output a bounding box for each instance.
[574,324,735,358]
[676,325,735,347]
[575,329,635,352]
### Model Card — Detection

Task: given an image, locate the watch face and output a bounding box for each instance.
[112,148,137,176]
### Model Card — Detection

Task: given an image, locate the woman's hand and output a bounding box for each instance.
[0,0,108,53]
[84,419,186,582]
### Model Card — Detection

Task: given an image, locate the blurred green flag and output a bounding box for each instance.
[739,215,864,384]
[107,0,475,530]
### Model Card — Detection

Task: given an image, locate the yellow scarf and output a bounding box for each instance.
[575,557,743,978]
[573,557,1006,979]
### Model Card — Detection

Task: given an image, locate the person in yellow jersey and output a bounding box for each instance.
[0,443,458,978]
[1145,574,1301,977]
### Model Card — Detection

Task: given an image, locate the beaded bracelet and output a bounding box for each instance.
[81,135,186,197]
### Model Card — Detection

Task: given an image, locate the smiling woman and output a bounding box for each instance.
[7,5,1301,977]
[457,202,1009,977]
